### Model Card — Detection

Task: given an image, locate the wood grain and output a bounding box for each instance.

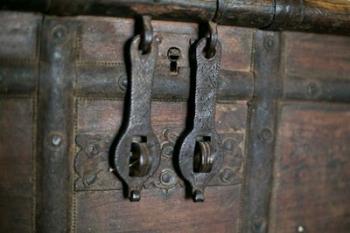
[283,32,350,80]
[0,98,35,233]
[269,102,350,233]
[74,186,241,233]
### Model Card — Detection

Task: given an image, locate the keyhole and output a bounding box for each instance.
[167,47,181,75]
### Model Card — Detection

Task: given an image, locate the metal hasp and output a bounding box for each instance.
[179,22,223,202]
[113,16,160,202]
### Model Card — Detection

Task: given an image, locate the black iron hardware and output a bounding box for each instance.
[204,21,218,59]
[178,22,223,202]
[113,16,160,201]
[140,15,153,54]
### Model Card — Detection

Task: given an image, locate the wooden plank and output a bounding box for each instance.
[282,32,350,102]
[73,100,247,232]
[0,97,35,233]
[284,32,350,80]
[269,102,350,233]
[74,186,241,233]
[0,12,40,63]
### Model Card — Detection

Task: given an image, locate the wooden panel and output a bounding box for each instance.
[76,17,253,72]
[269,102,350,233]
[218,25,253,72]
[76,18,134,64]
[0,12,40,62]
[0,98,35,233]
[74,186,240,233]
[283,32,350,80]
[0,12,40,96]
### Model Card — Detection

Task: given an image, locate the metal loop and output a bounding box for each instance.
[140,15,153,54]
[194,141,214,173]
[213,0,225,23]
[205,21,218,58]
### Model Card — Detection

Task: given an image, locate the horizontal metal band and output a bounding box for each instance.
[74,68,254,101]
[2,63,350,103]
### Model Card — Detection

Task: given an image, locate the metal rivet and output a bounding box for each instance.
[297,226,305,233]
[84,174,97,186]
[118,76,128,91]
[109,168,115,173]
[163,128,178,143]
[53,51,62,60]
[223,138,234,151]
[52,25,67,42]
[160,169,177,186]
[193,190,204,202]
[155,35,162,43]
[306,82,320,98]
[220,168,235,184]
[259,128,273,143]
[51,134,62,147]
[252,218,266,233]
[162,143,174,157]
[130,190,141,202]
[264,37,274,50]
[88,144,98,155]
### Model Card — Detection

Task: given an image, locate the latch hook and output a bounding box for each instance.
[140,15,153,54]
[178,23,223,202]
[205,21,218,58]
[113,16,160,202]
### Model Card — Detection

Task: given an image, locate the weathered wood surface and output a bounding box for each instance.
[1,0,350,35]
[270,103,350,233]
[0,98,35,233]
[0,12,350,233]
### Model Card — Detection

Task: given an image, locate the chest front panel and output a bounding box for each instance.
[0,12,350,233]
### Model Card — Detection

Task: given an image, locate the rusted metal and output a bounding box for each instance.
[113,26,161,201]
[204,21,218,58]
[241,31,281,233]
[36,18,75,233]
[140,15,153,54]
[74,127,245,191]
[178,37,223,202]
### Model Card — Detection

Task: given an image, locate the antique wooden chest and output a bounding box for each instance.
[0,1,350,233]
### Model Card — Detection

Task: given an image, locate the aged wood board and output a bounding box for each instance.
[0,11,350,233]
